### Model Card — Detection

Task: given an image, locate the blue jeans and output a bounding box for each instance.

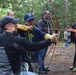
[20,71,38,75]
[64,40,69,48]
[37,47,47,71]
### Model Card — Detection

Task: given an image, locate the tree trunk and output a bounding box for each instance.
[65,0,69,29]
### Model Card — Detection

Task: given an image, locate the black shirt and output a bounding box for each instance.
[0,32,51,75]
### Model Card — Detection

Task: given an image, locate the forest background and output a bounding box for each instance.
[0,0,76,40]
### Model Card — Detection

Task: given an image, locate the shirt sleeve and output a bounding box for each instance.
[32,27,45,40]
[14,36,52,52]
[17,24,29,31]
[33,27,51,40]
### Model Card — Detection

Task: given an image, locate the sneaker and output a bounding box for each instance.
[69,66,73,70]
[72,68,76,72]
[63,45,68,49]
[70,67,73,70]
[63,45,66,48]
[65,47,68,49]
[63,45,65,48]
[43,68,50,72]
[38,70,47,74]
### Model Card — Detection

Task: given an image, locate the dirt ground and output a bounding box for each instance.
[41,44,76,75]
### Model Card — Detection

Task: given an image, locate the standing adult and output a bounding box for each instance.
[63,28,70,49]
[68,23,76,71]
[37,10,51,34]
[37,10,51,72]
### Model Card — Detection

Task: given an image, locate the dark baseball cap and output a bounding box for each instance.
[24,13,35,22]
[72,23,76,29]
[0,16,19,28]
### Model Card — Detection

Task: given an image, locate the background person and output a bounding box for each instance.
[37,10,52,72]
[63,28,70,49]
[7,11,14,18]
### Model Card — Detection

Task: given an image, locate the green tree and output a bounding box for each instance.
[0,0,76,40]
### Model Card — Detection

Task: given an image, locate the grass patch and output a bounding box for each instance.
[57,41,74,46]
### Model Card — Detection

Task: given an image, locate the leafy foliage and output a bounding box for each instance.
[0,0,76,40]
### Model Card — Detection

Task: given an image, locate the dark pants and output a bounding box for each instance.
[73,43,76,68]
[73,52,76,68]
[37,47,47,71]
